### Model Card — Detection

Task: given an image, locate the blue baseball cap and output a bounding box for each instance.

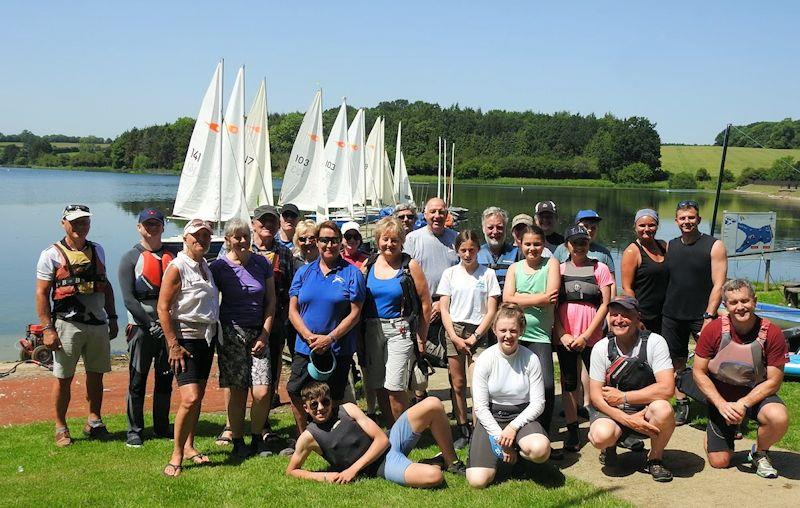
[138,208,165,224]
[574,209,602,223]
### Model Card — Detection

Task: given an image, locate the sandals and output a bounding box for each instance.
[186,453,210,465]
[215,426,233,446]
[55,429,73,447]
[163,463,182,477]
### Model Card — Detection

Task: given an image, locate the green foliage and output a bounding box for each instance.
[615,162,655,183]
[716,118,800,148]
[132,153,152,169]
[736,167,768,186]
[0,144,21,165]
[478,161,500,180]
[668,171,697,189]
[768,156,800,182]
[722,168,735,182]
[695,167,710,181]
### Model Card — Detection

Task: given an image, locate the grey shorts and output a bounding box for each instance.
[445,322,489,358]
[363,318,415,392]
[468,403,547,469]
[53,319,111,379]
[217,324,271,389]
[588,405,648,441]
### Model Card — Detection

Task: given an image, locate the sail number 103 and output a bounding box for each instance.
[294,155,310,166]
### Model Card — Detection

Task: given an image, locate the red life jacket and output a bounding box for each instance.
[708,315,770,388]
[52,239,107,301]
[133,249,175,301]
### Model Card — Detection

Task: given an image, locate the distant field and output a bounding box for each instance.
[661,145,800,175]
[0,142,108,148]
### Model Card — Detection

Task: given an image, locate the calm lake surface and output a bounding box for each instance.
[2,167,800,360]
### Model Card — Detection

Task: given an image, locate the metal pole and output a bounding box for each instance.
[765,258,771,291]
[710,123,731,236]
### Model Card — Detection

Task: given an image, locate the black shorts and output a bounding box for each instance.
[555,346,592,392]
[706,395,784,453]
[175,339,214,386]
[641,315,663,335]
[661,315,703,359]
[286,353,351,401]
[468,403,547,469]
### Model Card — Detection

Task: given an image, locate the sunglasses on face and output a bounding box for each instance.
[64,204,90,213]
[308,398,331,411]
[317,237,340,245]
[677,200,699,211]
[298,236,316,243]
[281,213,299,220]
[397,214,415,221]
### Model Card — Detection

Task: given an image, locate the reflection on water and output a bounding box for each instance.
[1,167,799,360]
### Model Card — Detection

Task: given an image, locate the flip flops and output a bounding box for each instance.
[215,426,233,446]
[163,463,182,478]
[186,453,210,464]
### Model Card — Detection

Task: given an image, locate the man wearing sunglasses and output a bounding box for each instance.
[35,204,118,447]
[662,200,727,425]
[277,203,300,250]
[286,382,465,487]
[393,204,418,235]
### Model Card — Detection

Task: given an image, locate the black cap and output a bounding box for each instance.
[535,201,557,215]
[609,295,640,312]
[565,225,591,242]
[281,203,300,217]
[253,205,279,222]
[138,208,164,224]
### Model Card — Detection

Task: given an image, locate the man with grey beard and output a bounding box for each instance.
[477,207,517,292]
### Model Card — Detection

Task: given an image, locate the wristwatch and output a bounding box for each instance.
[702,312,717,320]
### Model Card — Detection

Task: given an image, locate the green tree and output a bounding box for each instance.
[695,167,710,181]
[616,162,655,183]
[668,171,697,189]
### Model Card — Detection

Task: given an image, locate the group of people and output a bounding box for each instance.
[35,195,790,486]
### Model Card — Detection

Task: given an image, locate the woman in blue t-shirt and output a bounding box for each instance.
[209,218,276,459]
[362,217,432,425]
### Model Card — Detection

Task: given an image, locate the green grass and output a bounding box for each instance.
[409,175,668,189]
[660,145,800,176]
[0,411,628,507]
[0,141,108,149]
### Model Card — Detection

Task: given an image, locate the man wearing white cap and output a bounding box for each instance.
[35,204,118,447]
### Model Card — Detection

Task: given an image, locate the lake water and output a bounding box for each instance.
[2,167,800,360]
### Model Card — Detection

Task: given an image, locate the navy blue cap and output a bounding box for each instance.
[138,208,165,224]
[565,225,591,242]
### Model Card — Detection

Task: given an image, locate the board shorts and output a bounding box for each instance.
[376,411,422,485]
[287,353,351,401]
[363,317,415,392]
[706,395,784,452]
[661,315,703,359]
[446,322,490,358]
[53,318,111,379]
[217,324,271,389]
[468,403,548,469]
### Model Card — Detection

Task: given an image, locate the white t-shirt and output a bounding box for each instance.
[36,241,108,321]
[472,344,545,436]
[436,263,501,325]
[589,332,673,383]
[403,227,458,294]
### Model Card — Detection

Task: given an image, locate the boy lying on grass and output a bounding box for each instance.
[286,382,466,487]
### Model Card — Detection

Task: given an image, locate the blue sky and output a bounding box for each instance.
[1,1,797,144]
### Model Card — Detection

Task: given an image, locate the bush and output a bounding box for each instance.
[478,162,500,180]
[695,167,710,181]
[132,154,152,170]
[668,171,697,189]
[723,168,735,182]
[455,161,479,179]
[616,162,656,183]
[736,167,768,186]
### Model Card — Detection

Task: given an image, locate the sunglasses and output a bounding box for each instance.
[677,200,699,211]
[64,204,90,213]
[298,236,316,243]
[308,398,331,411]
[397,214,415,221]
[344,233,361,241]
[281,212,299,220]
[317,237,340,245]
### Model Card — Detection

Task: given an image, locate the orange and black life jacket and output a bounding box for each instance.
[133,249,175,301]
[52,239,107,301]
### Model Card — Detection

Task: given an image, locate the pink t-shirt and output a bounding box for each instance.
[557,261,614,346]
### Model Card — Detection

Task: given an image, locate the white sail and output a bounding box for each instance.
[219,66,250,222]
[173,62,223,220]
[393,122,414,205]
[348,109,366,205]
[244,78,272,208]
[380,118,396,206]
[323,100,353,215]
[364,117,382,206]
[278,90,326,219]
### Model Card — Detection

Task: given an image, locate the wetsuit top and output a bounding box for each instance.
[663,233,716,320]
[632,241,668,322]
[306,405,387,475]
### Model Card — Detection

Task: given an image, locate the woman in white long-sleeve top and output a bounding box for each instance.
[466,303,551,488]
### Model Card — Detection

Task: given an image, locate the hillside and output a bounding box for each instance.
[660,145,800,175]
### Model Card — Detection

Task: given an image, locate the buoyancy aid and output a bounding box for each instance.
[708,315,770,388]
[52,239,107,300]
[133,248,175,301]
[605,331,657,411]
[559,259,601,306]
[477,243,517,283]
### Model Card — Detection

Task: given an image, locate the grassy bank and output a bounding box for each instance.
[0,411,627,507]
[408,174,669,189]
[661,145,800,176]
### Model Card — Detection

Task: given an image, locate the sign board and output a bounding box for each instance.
[721,211,777,256]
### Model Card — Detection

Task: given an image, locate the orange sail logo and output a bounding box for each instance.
[206,122,220,133]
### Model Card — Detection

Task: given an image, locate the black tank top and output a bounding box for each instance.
[306,405,387,475]
[663,233,716,320]
[632,241,668,321]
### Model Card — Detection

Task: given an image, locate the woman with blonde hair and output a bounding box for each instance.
[292,219,319,269]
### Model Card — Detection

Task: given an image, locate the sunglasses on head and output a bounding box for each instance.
[298,236,316,243]
[677,200,699,210]
[317,236,340,244]
[308,398,331,411]
[64,204,90,213]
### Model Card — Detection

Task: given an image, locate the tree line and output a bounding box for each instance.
[1,100,663,183]
[715,118,800,149]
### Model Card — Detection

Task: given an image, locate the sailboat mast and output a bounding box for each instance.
[218,58,224,231]
[443,139,448,205]
[450,142,455,208]
[437,137,442,198]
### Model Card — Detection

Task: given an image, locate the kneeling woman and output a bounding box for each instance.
[286,382,466,487]
[467,303,551,488]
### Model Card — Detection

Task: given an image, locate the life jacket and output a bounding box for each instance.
[605,331,657,410]
[133,248,175,301]
[363,252,421,324]
[52,239,107,301]
[559,259,601,306]
[708,315,770,388]
[477,244,517,286]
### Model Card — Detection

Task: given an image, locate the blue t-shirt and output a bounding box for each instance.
[210,255,272,329]
[289,258,366,357]
[364,267,403,319]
